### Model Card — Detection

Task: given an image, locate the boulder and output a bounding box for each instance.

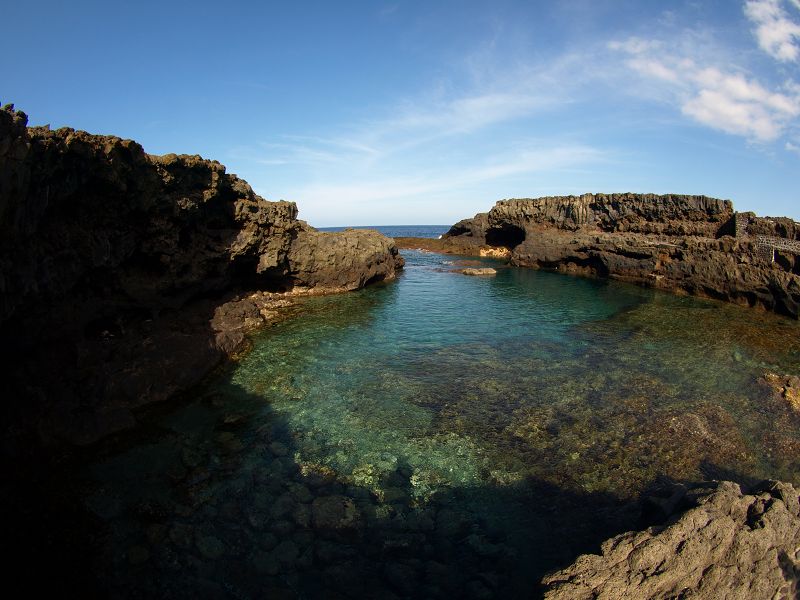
[457,268,497,276]
[542,480,800,600]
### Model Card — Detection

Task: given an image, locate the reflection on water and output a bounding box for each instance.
[77,250,800,597]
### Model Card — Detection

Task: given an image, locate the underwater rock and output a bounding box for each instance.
[195,534,226,560]
[312,495,361,531]
[127,545,150,565]
[458,268,497,276]
[541,480,800,600]
[761,372,800,413]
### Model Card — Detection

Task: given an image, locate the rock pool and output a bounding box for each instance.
[71,249,800,597]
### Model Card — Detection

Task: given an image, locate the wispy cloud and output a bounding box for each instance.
[744,0,800,62]
[287,143,608,223]
[609,35,800,142]
[252,55,583,171]
[293,144,605,204]
[235,48,606,216]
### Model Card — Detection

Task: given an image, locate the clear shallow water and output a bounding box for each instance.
[78,248,800,598]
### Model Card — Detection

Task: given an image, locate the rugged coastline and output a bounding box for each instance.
[397,193,800,319]
[2,107,798,599]
[0,104,403,451]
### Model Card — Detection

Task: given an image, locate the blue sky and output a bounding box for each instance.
[2,0,799,225]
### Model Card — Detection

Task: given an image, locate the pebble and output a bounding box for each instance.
[272,540,299,566]
[383,562,420,595]
[292,530,315,548]
[287,482,314,503]
[195,534,226,560]
[270,492,297,519]
[261,532,279,551]
[465,579,494,599]
[270,519,295,537]
[312,495,361,530]
[292,504,312,528]
[246,508,269,529]
[253,550,279,575]
[127,545,150,565]
[169,523,194,549]
[269,441,289,457]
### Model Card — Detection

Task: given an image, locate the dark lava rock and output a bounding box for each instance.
[426,193,800,319]
[0,104,403,451]
[541,480,800,600]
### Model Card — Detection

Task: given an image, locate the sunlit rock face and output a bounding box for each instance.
[0,104,402,447]
[542,480,800,600]
[440,193,800,318]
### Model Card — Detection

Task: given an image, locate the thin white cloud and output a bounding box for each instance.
[610,36,800,142]
[787,140,800,153]
[290,145,605,209]
[244,50,589,174]
[744,0,800,62]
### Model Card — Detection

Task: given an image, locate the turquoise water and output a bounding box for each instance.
[79,248,800,598]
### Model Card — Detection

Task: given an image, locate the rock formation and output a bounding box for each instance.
[0,104,403,449]
[542,480,800,600]
[416,193,800,318]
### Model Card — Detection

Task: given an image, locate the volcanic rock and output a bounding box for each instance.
[0,104,403,450]
[541,480,800,600]
[428,193,800,318]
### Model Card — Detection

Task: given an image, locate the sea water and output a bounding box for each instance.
[78,236,800,597]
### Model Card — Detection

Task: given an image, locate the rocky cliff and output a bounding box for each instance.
[0,104,403,449]
[433,193,800,319]
[542,480,800,600]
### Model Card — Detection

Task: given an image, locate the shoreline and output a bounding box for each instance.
[397,194,800,319]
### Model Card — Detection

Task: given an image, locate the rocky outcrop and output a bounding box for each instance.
[0,104,403,449]
[433,194,800,318]
[542,480,800,600]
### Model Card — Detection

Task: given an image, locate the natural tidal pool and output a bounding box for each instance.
[77,248,800,598]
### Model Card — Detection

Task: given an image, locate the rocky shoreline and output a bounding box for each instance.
[3,107,798,599]
[542,479,800,599]
[0,104,403,452]
[397,193,800,319]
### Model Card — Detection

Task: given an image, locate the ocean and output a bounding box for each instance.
[319,224,449,238]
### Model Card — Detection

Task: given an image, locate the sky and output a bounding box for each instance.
[2,0,799,226]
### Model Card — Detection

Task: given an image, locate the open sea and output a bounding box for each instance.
[319,225,450,239]
[70,235,800,598]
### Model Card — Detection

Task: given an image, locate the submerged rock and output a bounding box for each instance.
[762,372,800,413]
[312,495,361,531]
[541,480,800,600]
[458,268,497,276]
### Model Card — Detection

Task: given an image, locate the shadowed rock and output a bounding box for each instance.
[0,104,403,449]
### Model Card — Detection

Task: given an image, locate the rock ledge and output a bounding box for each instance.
[542,480,800,600]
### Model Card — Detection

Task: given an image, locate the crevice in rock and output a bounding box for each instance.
[486,224,525,249]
